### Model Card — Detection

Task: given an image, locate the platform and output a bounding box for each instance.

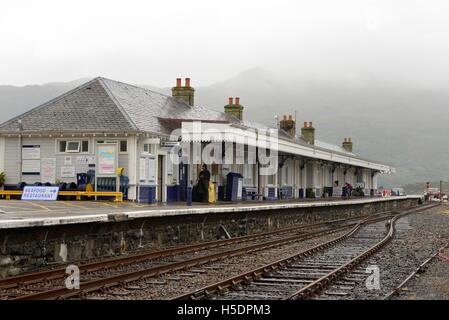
[0,196,422,230]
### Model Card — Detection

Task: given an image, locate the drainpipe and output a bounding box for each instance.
[18,120,23,183]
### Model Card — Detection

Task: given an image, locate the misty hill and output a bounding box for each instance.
[1,68,447,187]
[0,78,92,122]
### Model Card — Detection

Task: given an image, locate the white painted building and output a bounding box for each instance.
[0,77,394,203]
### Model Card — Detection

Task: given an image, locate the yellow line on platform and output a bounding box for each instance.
[60,201,90,210]
[126,203,146,208]
[0,204,34,210]
[95,201,121,209]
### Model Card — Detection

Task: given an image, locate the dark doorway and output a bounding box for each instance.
[179,162,188,201]
[157,155,164,202]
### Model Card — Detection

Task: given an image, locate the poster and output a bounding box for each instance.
[22,145,40,159]
[97,144,117,176]
[61,166,75,178]
[237,177,243,200]
[76,155,95,165]
[41,158,56,183]
[22,159,41,174]
[167,153,173,175]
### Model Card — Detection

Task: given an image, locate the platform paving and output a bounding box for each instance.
[0,196,421,229]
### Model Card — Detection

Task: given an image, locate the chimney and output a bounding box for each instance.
[301,121,315,145]
[280,114,296,139]
[342,137,353,152]
[224,96,244,120]
[171,77,195,106]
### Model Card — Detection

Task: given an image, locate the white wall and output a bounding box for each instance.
[4,137,20,184]
[0,136,5,174]
[2,136,130,185]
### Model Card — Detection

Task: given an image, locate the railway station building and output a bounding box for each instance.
[0,77,394,203]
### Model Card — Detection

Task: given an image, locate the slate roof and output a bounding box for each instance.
[0,77,234,135]
[0,76,355,157]
[0,79,136,133]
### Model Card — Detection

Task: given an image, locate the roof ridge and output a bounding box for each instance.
[0,77,100,130]
[97,78,140,131]
[98,76,191,107]
[97,77,237,121]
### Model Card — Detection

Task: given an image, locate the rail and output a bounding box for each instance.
[173,204,438,300]
[6,221,358,299]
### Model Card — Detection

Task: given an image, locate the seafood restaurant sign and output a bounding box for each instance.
[21,186,60,201]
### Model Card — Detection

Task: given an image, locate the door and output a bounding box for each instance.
[157,155,164,202]
[179,162,188,201]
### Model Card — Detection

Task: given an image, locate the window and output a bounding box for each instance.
[59,141,67,153]
[66,141,80,153]
[58,140,89,153]
[120,140,128,153]
[267,174,274,185]
[243,164,253,186]
[81,140,89,153]
[143,143,153,154]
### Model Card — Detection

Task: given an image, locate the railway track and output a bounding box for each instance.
[173,203,438,300]
[0,214,369,292]
[0,213,376,300]
[383,241,449,300]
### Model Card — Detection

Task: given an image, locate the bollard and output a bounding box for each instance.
[187,186,192,206]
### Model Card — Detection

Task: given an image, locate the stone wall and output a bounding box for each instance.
[0,198,418,278]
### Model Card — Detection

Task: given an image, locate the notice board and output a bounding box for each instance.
[22,145,41,175]
[41,158,56,183]
[97,143,118,176]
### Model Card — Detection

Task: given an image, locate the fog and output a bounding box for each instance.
[1,0,449,88]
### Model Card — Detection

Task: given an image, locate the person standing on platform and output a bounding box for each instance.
[197,164,210,202]
[347,182,353,197]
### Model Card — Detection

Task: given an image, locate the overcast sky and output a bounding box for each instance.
[1,0,449,87]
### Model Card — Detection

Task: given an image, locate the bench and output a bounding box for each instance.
[244,187,263,200]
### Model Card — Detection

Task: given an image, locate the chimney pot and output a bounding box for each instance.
[235,97,240,105]
[228,97,234,105]
[172,77,194,106]
[301,121,315,144]
[288,115,292,121]
[283,115,287,121]
[348,137,352,143]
